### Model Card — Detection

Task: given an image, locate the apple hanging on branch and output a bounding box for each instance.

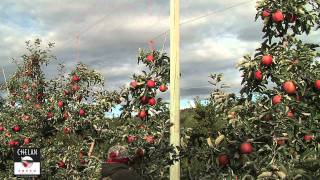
[148,98,156,106]
[283,81,296,94]
[261,55,273,66]
[254,70,263,81]
[138,110,147,119]
[272,95,282,105]
[72,75,80,82]
[217,154,230,167]
[240,142,253,154]
[272,10,284,23]
[0,125,4,132]
[314,80,320,90]
[12,125,21,132]
[147,80,156,88]
[159,84,168,92]
[261,9,270,19]
[58,101,64,108]
[24,137,31,145]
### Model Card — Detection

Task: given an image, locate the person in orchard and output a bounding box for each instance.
[101,145,141,180]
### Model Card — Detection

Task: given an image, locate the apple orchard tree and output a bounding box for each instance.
[0,39,175,179]
[114,49,177,178]
[181,0,320,179]
[0,39,116,179]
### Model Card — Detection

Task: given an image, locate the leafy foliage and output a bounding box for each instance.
[181,1,320,179]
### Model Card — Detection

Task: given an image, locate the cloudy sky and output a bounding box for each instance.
[0,0,319,109]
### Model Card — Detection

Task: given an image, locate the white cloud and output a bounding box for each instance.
[3,0,317,101]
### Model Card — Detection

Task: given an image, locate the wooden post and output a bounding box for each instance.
[170,0,180,179]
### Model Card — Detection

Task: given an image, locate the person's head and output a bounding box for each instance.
[106,145,130,164]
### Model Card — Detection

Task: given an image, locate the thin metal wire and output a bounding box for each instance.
[180,0,254,26]
[63,0,134,45]
[77,0,132,36]
[151,0,255,41]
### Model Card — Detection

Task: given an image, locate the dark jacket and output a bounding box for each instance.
[101,163,142,180]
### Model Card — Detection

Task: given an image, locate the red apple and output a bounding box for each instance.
[127,135,136,143]
[72,75,80,82]
[254,70,263,80]
[72,85,80,92]
[130,81,138,88]
[146,54,154,62]
[64,90,70,96]
[262,9,270,18]
[14,141,19,146]
[9,140,16,147]
[34,103,41,110]
[57,161,66,168]
[148,98,156,106]
[25,94,31,101]
[108,151,118,159]
[261,55,273,66]
[24,137,31,145]
[0,126,4,132]
[217,154,230,167]
[58,101,64,108]
[159,84,168,92]
[138,110,147,119]
[36,93,44,100]
[272,95,282,105]
[145,135,155,144]
[63,111,70,120]
[314,80,320,90]
[240,142,253,154]
[272,10,284,23]
[286,14,297,23]
[47,112,54,119]
[64,127,71,134]
[12,125,21,132]
[277,139,285,146]
[140,96,149,104]
[287,110,294,118]
[304,135,313,142]
[283,81,296,94]
[22,115,30,121]
[136,148,145,157]
[147,80,156,88]
[79,109,86,116]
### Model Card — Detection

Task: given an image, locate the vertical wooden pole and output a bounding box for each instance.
[170,0,180,179]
